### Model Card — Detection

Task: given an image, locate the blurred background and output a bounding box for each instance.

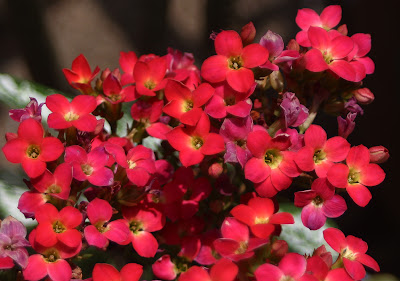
[0,0,398,279]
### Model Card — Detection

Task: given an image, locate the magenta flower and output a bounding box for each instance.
[64,145,114,186]
[294,178,347,230]
[9,97,44,122]
[304,27,357,82]
[0,216,30,269]
[259,30,300,71]
[84,198,130,249]
[280,92,309,128]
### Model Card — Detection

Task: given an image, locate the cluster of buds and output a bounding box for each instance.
[1,5,389,281]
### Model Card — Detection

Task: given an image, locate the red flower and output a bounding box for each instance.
[244,131,301,197]
[124,145,157,187]
[46,94,98,132]
[163,80,214,126]
[327,145,385,207]
[231,197,294,238]
[134,57,167,96]
[62,54,100,94]
[295,125,350,178]
[122,204,165,257]
[323,228,380,280]
[34,204,82,249]
[119,51,138,85]
[102,74,136,104]
[92,263,143,281]
[201,30,269,93]
[2,118,64,178]
[179,258,238,281]
[23,254,72,281]
[166,113,225,167]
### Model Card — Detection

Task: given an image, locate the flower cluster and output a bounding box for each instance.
[1,5,389,281]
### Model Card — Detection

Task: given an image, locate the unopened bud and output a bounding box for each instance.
[369,146,389,164]
[337,24,348,36]
[208,162,223,178]
[240,22,256,46]
[270,70,284,92]
[353,88,374,105]
[287,39,300,52]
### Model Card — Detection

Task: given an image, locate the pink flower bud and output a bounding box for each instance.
[353,88,374,104]
[369,146,389,164]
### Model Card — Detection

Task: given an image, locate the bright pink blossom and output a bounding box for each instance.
[327,145,385,207]
[295,125,350,178]
[323,228,380,280]
[65,145,114,186]
[46,94,98,132]
[304,27,357,82]
[92,263,143,281]
[134,57,167,96]
[84,198,130,249]
[124,145,157,187]
[2,118,64,178]
[201,30,269,93]
[102,73,136,103]
[305,256,353,281]
[295,5,342,47]
[152,254,178,280]
[294,178,347,230]
[23,254,72,281]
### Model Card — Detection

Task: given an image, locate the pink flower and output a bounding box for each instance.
[92,263,143,281]
[46,94,98,132]
[84,198,130,249]
[304,27,357,82]
[305,256,353,281]
[102,73,136,103]
[9,97,44,122]
[295,5,342,47]
[134,57,167,96]
[23,254,72,281]
[2,118,64,178]
[327,145,385,207]
[323,228,380,280]
[294,178,347,230]
[201,30,269,93]
[152,254,178,280]
[64,145,114,186]
[0,216,30,269]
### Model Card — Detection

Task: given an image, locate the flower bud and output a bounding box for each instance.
[152,255,177,280]
[240,22,256,46]
[369,146,389,164]
[208,162,223,178]
[353,88,374,105]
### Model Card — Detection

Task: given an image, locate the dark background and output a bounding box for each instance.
[0,0,398,278]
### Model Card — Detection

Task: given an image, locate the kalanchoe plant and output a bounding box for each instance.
[0,4,389,281]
